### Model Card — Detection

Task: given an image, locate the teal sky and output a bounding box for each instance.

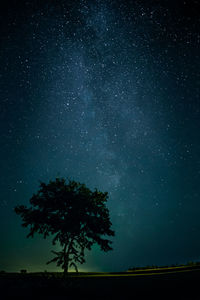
[1,0,200,272]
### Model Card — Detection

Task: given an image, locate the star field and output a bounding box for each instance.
[0,0,200,272]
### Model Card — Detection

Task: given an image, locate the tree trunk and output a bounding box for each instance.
[63,237,74,276]
[63,258,69,276]
[63,243,69,276]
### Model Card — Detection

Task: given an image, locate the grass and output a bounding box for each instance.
[1,264,200,299]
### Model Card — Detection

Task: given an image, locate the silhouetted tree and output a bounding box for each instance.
[15,178,115,275]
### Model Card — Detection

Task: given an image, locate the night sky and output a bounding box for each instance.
[1,0,200,272]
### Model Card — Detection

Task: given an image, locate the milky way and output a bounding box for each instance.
[1,0,200,271]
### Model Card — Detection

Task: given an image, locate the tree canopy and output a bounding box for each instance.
[15,178,115,274]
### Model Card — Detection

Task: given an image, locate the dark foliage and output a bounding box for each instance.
[15,178,115,274]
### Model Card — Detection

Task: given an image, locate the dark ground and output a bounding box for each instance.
[1,268,200,299]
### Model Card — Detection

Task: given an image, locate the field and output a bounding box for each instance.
[1,266,200,299]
